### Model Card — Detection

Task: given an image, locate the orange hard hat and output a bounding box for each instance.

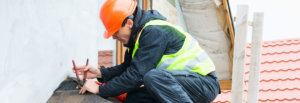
[100,0,137,39]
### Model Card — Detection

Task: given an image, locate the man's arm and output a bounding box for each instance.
[98,26,168,97]
[97,50,131,82]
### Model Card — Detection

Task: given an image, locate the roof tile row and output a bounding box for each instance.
[213,38,300,103]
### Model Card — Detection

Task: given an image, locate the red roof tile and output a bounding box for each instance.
[213,38,300,103]
[215,90,300,103]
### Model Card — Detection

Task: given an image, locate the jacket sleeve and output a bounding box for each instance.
[97,50,131,82]
[98,26,168,97]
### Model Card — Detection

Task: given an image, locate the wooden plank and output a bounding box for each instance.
[47,78,120,103]
[47,90,112,103]
[222,0,235,45]
[142,0,148,10]
[222,0,235,78]
[219,80,232,90]
[116,41,123,65]
[247,12,264,103]
[231,5,248,103]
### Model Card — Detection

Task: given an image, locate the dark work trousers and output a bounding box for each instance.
[143,69,221,103]
[125,87,158,103]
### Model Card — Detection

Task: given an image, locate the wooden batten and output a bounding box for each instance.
[116,41,124,65]
[142,0,148,10]
[219,80,232,90]
[247,12,264,103]
[231,5,248,103]
[222,0,235,45]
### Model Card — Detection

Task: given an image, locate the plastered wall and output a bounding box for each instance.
[0,0,114,102]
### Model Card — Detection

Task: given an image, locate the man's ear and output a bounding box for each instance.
[126,19,134,29]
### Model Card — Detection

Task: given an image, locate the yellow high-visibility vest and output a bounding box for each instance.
[132,20,215,76]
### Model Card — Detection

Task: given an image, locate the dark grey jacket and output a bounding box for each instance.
[97,7,185,97]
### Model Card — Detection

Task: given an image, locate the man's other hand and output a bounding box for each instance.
[79,80,99,95]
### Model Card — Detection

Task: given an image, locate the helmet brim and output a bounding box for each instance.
[103,31,112,39]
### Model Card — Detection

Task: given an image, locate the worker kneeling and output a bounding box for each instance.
[73,0,220,102]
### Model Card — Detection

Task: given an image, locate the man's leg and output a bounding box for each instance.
[144,69,220,103]
[125,87,157,103]
[173,70,220,102]
[143,69,194,103]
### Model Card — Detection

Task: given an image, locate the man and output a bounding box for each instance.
[73,0,220,102]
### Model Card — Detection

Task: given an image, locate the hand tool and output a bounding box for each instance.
[82,59,89,85]
[72,59,89,88]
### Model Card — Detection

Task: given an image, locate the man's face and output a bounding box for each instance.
[112,19,133,45]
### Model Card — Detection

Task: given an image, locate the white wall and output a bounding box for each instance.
[0,0,114,103]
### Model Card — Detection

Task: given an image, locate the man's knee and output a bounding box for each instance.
[143,69,164,85]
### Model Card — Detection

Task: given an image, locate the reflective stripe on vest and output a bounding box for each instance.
[132,20,215,75]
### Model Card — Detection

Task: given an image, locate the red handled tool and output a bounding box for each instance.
[72,58,89,88]
[72,60,81,84]
[82,59,89,84]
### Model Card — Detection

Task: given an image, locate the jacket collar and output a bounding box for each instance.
[123,6,166,48]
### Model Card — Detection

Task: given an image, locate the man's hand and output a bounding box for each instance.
[140,84,144,87]
[72,65,102,79]
[79,80,99,95]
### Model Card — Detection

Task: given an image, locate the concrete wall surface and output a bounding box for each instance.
[0,0,113,103]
